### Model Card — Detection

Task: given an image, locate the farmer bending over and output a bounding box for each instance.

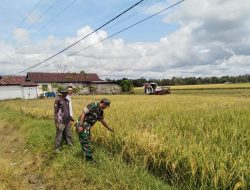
[76,98,114,162]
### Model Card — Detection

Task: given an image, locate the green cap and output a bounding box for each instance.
[100,98,111,106]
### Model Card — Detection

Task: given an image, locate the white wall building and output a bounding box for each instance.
[22,86,38,99]
[0,76,37,100]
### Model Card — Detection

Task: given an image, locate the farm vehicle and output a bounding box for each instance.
[143,83,170,95]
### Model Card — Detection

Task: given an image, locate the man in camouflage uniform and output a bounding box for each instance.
[76,98,114,161]
[54,90,72,152]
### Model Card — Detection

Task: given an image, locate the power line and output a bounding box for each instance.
[19,0,164,71]
[103,0,164,32]
[1,0,43,56]
[22,0,77,44]
[16,0,43,29]
[2,0,59,57]
[13,0,145,75]
[94,0,140,26]
[15,0,138,43]
[34,0,77,35]
[7,0,75,54]
[75,0,186,55]
[26,0,59,31]
[3,0,42,43]
[2,0,140,66]
[30,0,141,53]
[3,0,43,33]
[39,0,186,69]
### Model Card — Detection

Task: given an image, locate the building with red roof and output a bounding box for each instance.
[0,76,38,100]
[26,72,121,95]
[0,72,121,100]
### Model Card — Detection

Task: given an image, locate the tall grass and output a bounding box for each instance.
[1,94,249,189]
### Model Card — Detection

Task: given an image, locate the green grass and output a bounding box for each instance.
[0,107,172,190]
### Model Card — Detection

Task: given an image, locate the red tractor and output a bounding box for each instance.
[143,83,170,95]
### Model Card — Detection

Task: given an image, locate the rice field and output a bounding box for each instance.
[134,83,250,97]
[170,83,250,90]
[1,90,250,189]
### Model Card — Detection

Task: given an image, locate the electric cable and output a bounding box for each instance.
[32,0,78,37]
[28,0,167,70]
[39,0,186,70]
[12,0,145,75]
[26,0,60,31]
[2,0,42,46]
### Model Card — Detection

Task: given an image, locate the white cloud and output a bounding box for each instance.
[1,0,250,78]
[143,1,168,15]
[12,28,30,43]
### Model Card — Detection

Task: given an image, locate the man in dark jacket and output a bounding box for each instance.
[54,90,72,152]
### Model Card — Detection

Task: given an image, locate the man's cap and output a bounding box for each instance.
[59,90,68,97]
[65,86,72,91]
[100,98,111,106]
[67,83,74,88]
[60,90,68,94]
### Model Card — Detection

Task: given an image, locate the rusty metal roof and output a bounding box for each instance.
[26,72,103,83]
[0,76,37,86]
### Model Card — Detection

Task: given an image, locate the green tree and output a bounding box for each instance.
[120,79,134,93]
[57,86,64,93]
[42,85,48,91]
[80,70,86,74]
[73,87,81,94]
[52,83,59,88]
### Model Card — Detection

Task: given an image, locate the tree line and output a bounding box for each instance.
[107,74,250,88]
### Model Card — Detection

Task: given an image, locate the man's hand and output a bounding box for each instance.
[58,116,62,123]
[55,123,60,128]
[78,126,84,133]
[100,119,114,132]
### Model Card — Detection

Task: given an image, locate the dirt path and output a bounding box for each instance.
[0,121,45,190]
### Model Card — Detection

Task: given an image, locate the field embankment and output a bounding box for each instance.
[0,92,249,189]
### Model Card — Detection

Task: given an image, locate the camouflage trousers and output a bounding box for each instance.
[78,122,92,159]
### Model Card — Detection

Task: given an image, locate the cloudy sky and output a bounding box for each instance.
[0,0,249,79]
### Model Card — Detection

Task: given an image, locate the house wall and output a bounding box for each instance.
[0,86,23,100]
[36,82,121,95]
[51,82,91,95]
[22,87,37,99]
[37,83,52,95]
[90,84,121,94]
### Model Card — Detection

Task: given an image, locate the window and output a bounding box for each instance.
[42,85,48,91]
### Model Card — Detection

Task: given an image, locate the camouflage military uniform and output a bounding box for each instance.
[77,102,103,160]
